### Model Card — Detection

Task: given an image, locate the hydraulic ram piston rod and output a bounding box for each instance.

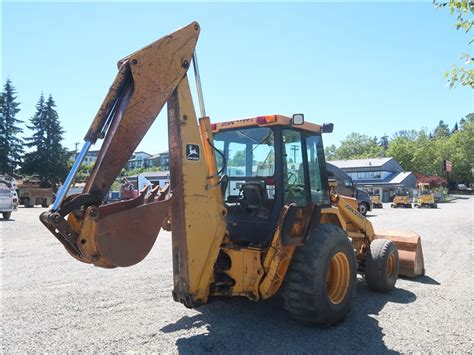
[192,50,206,118]
[51,141,92,211]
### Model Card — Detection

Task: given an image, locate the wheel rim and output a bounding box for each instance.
[387,253,396,278]
[326,252,350,305]
[359,204,366,214]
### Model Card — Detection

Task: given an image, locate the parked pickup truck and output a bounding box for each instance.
[0,181,16,220]
[326,162,373,216]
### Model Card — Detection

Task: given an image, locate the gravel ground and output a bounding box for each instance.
[1,196,473,353]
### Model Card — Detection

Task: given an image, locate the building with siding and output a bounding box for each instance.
[329,157,416,202]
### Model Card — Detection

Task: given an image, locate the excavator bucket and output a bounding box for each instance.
[374,230,425,278]
[41,185,172,268]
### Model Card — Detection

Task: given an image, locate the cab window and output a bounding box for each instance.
[305,133,330,205]
[282,129,308,206]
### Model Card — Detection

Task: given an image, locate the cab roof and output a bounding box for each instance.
[211,114,321,134]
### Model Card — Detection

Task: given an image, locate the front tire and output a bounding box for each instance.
[365,239,399,293]
[281,224,357,325]
[2,212,11,220]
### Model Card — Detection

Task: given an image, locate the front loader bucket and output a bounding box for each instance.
[374,230,425,278]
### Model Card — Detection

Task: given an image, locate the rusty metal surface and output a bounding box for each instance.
[84,63,132,143]
[84,22,200,201]
[166,84,190,300]
[93,196,172,267]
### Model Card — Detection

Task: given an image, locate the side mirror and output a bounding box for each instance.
[322,123,334,133]
[292,113,304,125]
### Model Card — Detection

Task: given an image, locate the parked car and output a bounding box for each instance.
[0,181,16,220]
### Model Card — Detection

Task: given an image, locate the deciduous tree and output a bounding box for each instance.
[435,0,474,88]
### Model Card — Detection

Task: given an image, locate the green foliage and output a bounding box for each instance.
[385,135,418,172]
[329,133,383,160]
[328,114,473,183]
[325,144,337,160]
[0,79,23,173]
[22,94,69,183]
[435,0,474,88]
[75,162,95,182]
[433,120,451,138]
[379,135,389,151]
[228,150,246,166]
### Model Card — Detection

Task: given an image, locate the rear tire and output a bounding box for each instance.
[358,202,368,216]
[365,239,399,293]
[2,212,11,220]
[281,224,357,325]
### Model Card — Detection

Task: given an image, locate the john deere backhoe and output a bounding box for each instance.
[40,22,424,325]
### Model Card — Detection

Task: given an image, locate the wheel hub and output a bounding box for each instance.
[326,252,350,305]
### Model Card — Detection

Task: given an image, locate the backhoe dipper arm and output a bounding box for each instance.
[85,22,200,201]
[40,22,202,266]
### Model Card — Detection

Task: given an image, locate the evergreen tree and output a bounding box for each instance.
[0,79,23,174]
[433,120,450,138]
[22,94,68,184]
[379,135,389,151]
[452,122,459,133]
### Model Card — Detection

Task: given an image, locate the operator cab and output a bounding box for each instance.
[212,114,331,247]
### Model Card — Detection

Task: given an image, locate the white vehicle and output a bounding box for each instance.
[0,181,15,220]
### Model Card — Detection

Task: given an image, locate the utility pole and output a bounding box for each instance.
[290,144,299,165]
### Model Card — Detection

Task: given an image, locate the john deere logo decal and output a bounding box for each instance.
[186,144,200,161]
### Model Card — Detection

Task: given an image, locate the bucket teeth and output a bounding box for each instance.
[41,187,173,268]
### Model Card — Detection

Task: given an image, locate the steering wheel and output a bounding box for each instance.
[286,172,297,185]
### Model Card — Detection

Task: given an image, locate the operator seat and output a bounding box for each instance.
[240,181,268,215]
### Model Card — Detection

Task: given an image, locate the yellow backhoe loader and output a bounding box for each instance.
[40,22,424,325]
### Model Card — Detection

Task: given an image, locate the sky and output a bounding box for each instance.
[2,1,473,156]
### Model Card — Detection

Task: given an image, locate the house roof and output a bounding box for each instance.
[329,157,394,169]
[356,171,415,186]
[131,151,152,157]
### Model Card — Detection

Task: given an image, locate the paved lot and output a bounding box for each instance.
[1,197,473,353]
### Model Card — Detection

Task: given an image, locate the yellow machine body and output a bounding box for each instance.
[391,186,412,208]
[40,22,425,323]
[414,183,437,208]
